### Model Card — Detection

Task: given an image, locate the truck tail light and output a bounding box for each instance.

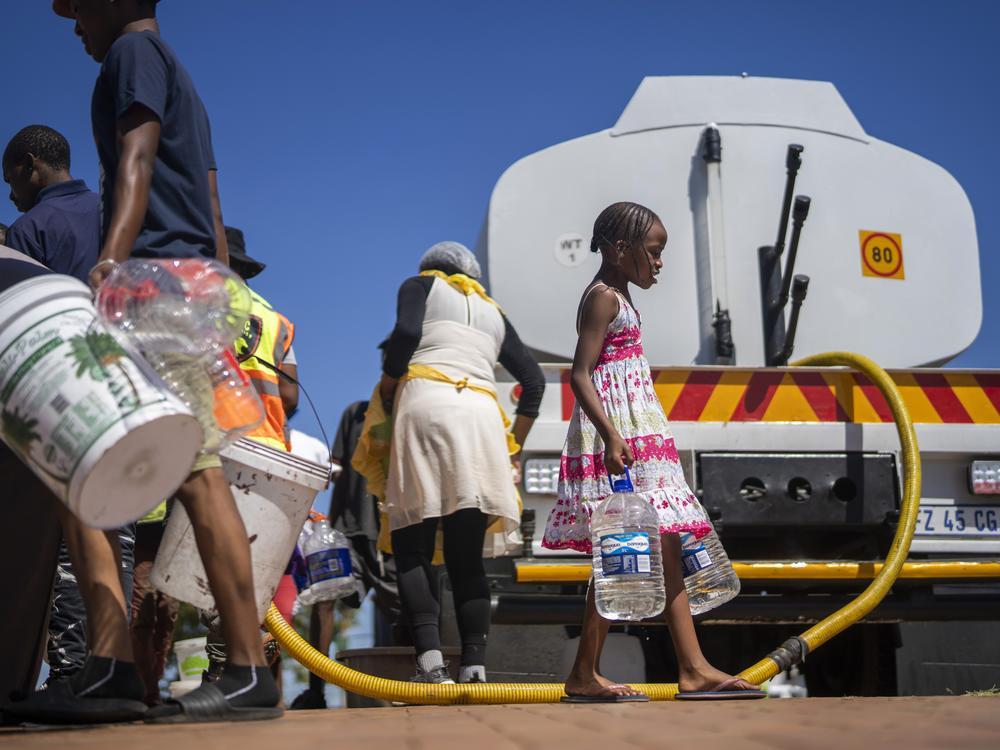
[969,460,1000,495]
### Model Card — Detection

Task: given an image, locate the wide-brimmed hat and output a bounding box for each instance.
[53,0,160,19]
[225,226,266,279]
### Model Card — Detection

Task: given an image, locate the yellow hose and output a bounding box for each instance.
[739,352,921,685]
[266,351,920,703]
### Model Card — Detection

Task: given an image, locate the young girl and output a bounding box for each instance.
[541,201,764,701]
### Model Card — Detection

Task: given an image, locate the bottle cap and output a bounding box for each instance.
[608,466,634,493]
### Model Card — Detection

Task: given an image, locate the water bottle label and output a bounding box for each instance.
[600,532,651,575]
[306,548,352,583]
[681,542,713,577]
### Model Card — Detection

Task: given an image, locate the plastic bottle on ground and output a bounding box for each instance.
[766,665,808,698]
[303,519,355,602]
[590,469,666,621]
[679,528,740,615]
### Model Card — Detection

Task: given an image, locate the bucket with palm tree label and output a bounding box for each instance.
[0,273,203,528]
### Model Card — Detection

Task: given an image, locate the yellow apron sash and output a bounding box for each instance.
[351,364,521,559]
[404,363,520,456]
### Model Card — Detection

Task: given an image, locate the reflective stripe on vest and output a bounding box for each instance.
[234,289,294,451]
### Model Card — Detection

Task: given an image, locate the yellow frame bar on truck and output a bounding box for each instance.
[515,559,1000,583]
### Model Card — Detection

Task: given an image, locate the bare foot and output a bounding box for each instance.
[564,671,646,698]
[678,663,759,694]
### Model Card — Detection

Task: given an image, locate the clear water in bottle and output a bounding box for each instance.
[680,529,740,615]
[303,519,355,602]
[591,469,665,621]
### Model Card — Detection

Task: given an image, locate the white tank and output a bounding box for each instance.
[477,76,980,368]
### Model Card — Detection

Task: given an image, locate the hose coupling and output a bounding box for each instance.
[767,635,810,670]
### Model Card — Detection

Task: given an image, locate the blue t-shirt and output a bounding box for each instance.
[3,180,100,283]
[91,31,217,259]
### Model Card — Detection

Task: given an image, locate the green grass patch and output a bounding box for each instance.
[965,686,999,697]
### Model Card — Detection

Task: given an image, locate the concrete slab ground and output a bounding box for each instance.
[1,696,998,750]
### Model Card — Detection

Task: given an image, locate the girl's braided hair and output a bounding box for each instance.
[590,201,658,256]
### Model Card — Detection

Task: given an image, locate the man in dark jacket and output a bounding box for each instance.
[2,125,100,281]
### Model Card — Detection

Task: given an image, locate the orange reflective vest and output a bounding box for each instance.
[234,289,294,451]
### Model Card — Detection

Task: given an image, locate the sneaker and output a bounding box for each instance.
[411,664,455,684]
[459,665,486,684]
[289,687,327,710]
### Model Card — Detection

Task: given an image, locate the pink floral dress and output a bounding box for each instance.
[541,287,711,553]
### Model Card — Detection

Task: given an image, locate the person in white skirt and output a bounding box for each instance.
[378,242,544,684]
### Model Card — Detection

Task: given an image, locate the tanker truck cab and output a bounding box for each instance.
[478,76,1000,696]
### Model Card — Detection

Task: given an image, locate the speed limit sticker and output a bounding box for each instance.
[859,230,905,280]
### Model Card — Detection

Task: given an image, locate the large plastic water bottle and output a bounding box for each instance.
[591,469,665,621]
[303,519,355,602]
[294,518,318,607]
[679,529,740,615]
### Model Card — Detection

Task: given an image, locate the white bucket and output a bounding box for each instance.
[151,437,330,620]
[168,680,202,699]
[173,635,209,680]
[0,275,203,528]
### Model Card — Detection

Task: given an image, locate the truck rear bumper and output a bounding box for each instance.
[514,558,1000,584]
[497,559,1000,625]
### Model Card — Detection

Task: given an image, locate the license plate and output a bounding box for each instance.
[916,505,1000,536]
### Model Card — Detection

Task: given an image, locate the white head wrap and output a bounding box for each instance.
[418,241,482,279]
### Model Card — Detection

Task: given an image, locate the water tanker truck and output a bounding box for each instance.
[473,76,1000,696]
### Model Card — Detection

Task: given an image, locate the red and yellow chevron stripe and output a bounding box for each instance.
[558,368,1000,424]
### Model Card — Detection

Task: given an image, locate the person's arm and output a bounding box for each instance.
[88,34,170,287]
[275,329,298,416]
[279,362,299,416]
[497,315,545,450]
[89,105,160,288]
[379,276,433,410]
[208,170,228,264]
[326,409,351,524]
[572,286,633,475]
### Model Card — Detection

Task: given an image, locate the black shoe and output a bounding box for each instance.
[289,688,327,710]
[411,664,454,684]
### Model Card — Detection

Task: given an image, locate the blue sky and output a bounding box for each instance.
[3,0,998,439]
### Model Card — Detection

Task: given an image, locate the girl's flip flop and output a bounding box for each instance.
[561,684,650,703]
[674,677,767,701]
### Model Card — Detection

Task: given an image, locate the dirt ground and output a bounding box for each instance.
[2,696,998,750]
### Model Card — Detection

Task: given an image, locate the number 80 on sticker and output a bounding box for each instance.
[859,230,905,280]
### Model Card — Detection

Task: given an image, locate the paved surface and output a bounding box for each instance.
[1,697,998,750]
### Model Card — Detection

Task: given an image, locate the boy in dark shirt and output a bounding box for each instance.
[2,125,100,282]
[5,0,277,724]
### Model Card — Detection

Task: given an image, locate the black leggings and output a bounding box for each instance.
[391,508,490,666]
